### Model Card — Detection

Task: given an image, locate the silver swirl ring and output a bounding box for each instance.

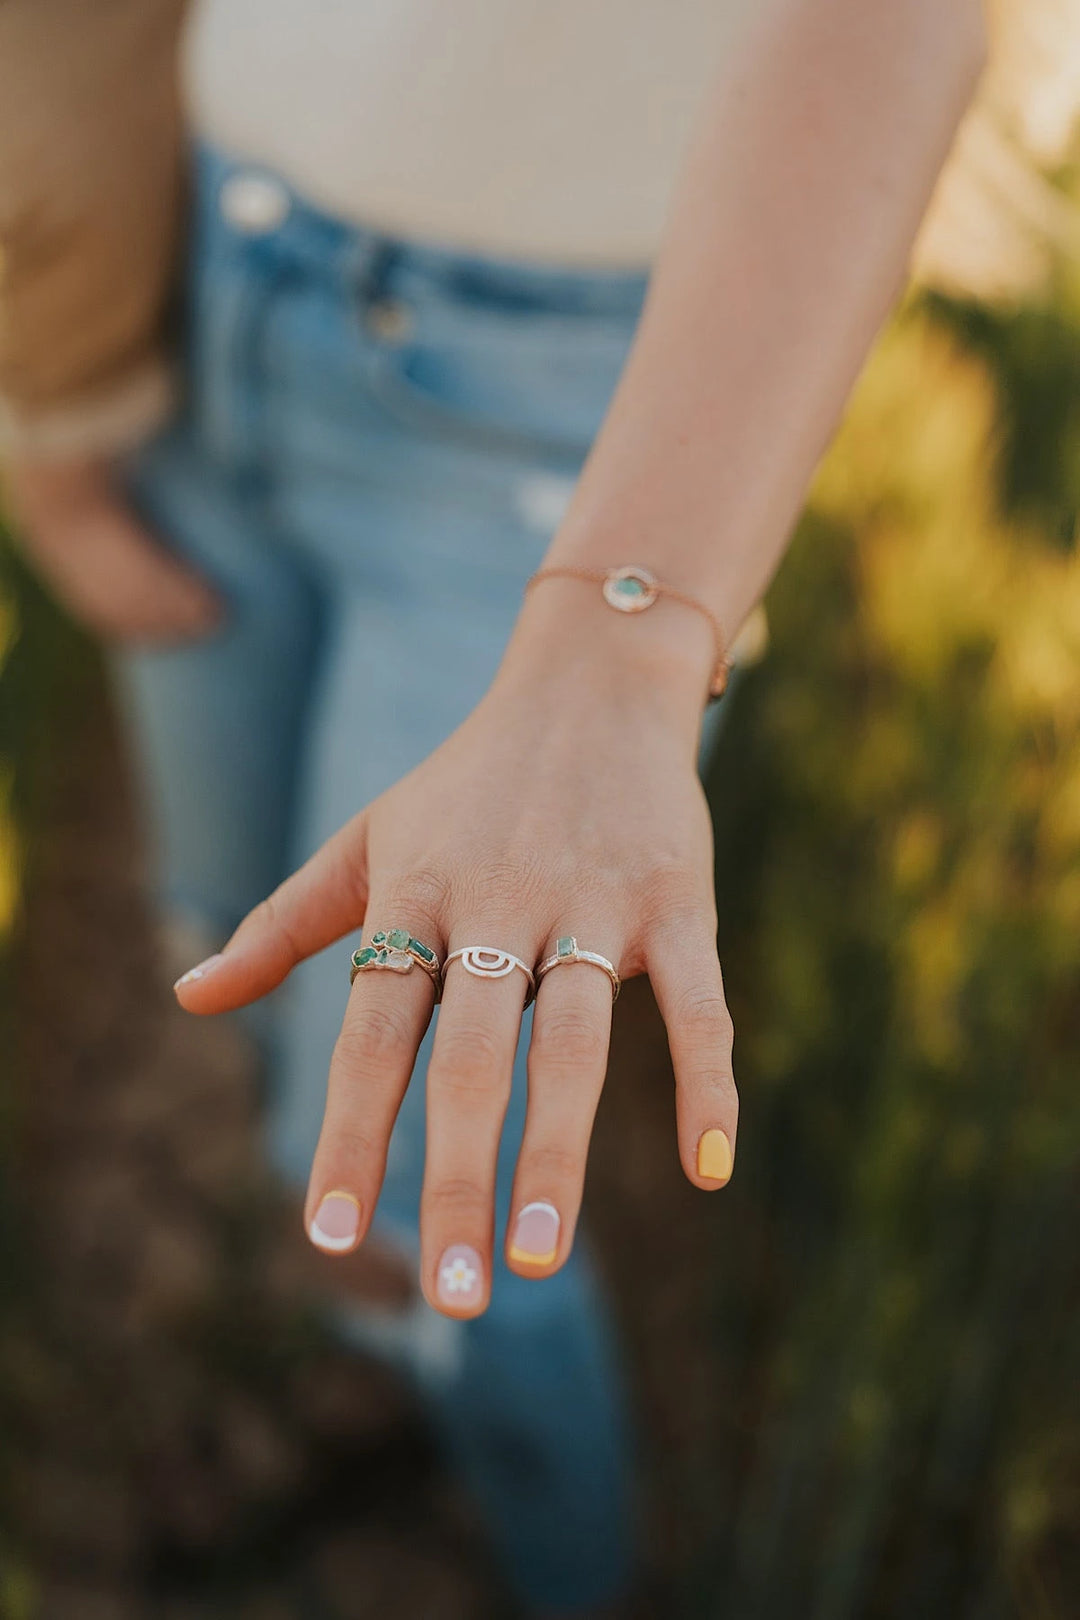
[534,936,620,1002]
[444,946,536,1005]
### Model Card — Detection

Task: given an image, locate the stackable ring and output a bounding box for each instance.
[350,928,443,1000]
[444,946,536,1006]
[534,935,621,1002]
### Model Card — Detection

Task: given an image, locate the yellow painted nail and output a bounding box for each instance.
[697,1128,733,1185]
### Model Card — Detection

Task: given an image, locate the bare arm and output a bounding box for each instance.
[520,0,987,687]
[180,0,987,1316]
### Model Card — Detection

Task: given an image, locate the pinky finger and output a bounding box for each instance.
[647,919,738,1190]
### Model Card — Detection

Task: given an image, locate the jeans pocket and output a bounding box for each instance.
[366,301,638,462]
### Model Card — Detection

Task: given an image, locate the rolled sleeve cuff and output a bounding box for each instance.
[0,359,176,462]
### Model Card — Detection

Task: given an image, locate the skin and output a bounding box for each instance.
[7,0,986,1322]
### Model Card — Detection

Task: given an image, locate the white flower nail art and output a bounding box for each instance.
[440,1255,478,1294]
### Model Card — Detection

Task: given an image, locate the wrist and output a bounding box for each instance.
[497,572,716,739]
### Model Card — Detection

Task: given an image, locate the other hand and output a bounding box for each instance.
[6,456,222,642]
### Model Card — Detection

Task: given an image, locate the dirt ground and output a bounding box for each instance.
[8,663,730,1619]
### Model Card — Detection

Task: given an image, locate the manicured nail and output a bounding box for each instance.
[509,1200,560,1267]
[697,1128,734,1185]
[309,1191,362,1252]
[174,953,224,990]
[436,1243,484,1309]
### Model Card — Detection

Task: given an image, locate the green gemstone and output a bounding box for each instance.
[410,939,436,964]
[386,927,410,951]
[353,946,378,968]
[375,949,391,964]
[612,576,646,598]
[371,931,387,946]
[556,936,576,959]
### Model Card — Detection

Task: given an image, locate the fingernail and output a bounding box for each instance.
[697,1128,734,1185]
[309,1191,362,1252]
[436,1243,484,1309]
[174,953,224,990]
[509,1200,560,1267]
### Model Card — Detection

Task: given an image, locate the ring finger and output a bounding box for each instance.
[505,929,621,1278]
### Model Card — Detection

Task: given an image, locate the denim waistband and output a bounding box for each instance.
[194,143,651,320]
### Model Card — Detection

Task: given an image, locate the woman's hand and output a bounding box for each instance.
[174,585,738,1317]
[6,456,222,642]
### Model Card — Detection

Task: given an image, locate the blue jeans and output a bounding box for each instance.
[116,147,652,1612]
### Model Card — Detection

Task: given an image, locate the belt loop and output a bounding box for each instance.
[357,238,402,309]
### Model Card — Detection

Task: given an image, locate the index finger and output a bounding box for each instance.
[173,809,370,1012]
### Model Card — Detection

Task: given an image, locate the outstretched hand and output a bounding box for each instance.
[175,587,738,1317]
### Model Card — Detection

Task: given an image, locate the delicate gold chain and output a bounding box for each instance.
[525,564,731,699]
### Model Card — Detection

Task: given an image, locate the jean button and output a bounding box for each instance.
[219,171,291,235]
[366,297,415,344]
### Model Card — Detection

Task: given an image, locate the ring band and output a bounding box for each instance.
[351,928,443,1000]
[444,946,536,1005]
[534,935,620,1002]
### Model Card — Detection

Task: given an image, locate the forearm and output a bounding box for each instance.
[536,0,985,671]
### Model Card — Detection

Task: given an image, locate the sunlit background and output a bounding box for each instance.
[2,4,1079,1615]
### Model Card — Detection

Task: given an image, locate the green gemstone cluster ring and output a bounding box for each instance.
[350,929,443,1000]
[534,936,621,1002]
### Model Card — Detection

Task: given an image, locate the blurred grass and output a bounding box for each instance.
[699,288,1080,1617]
[2,225,1080,1620]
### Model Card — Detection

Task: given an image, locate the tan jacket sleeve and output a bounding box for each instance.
[0,0,189,460]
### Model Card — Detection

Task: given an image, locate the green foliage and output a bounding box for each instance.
[702,301,1080,1618]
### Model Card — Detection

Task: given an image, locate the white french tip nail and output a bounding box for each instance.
[308,1223,359,1253]
[308,1192,362,1252]
[174,952,224,989]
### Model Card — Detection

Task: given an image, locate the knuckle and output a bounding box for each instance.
[455,851,550,917]
[339,832,370,910]
[425,1176,489,1218]
[327,1120,381,1166]
[674,989,735,1056]
[522,1143,583,1185]
[686,1058,739,1116]
[334,1002,413,1073]
[432,1023,508,1095]
[531,1008,608,1073]
[254,890,304,960]
[650,881,717,937]
[393,863,451,926]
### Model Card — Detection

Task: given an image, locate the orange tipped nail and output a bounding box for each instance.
[509,1201,560,1267]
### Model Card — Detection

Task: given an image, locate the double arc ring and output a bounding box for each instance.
[350,929,443,1001]
[443,946,536,1006]
[534,935,621,1002]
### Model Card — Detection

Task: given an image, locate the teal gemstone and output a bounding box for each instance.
[612,576,646,598]
[353,946,378,968]
[556,936,576,959]
[375,949,391,964]
[371,931,387,946]
[410,939,436,964]
[386,927,410,951]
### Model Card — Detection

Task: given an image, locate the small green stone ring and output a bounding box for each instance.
[350,929,443,1000]
[534,936,620,1002]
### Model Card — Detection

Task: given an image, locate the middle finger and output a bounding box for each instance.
[421,929,538,1316]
